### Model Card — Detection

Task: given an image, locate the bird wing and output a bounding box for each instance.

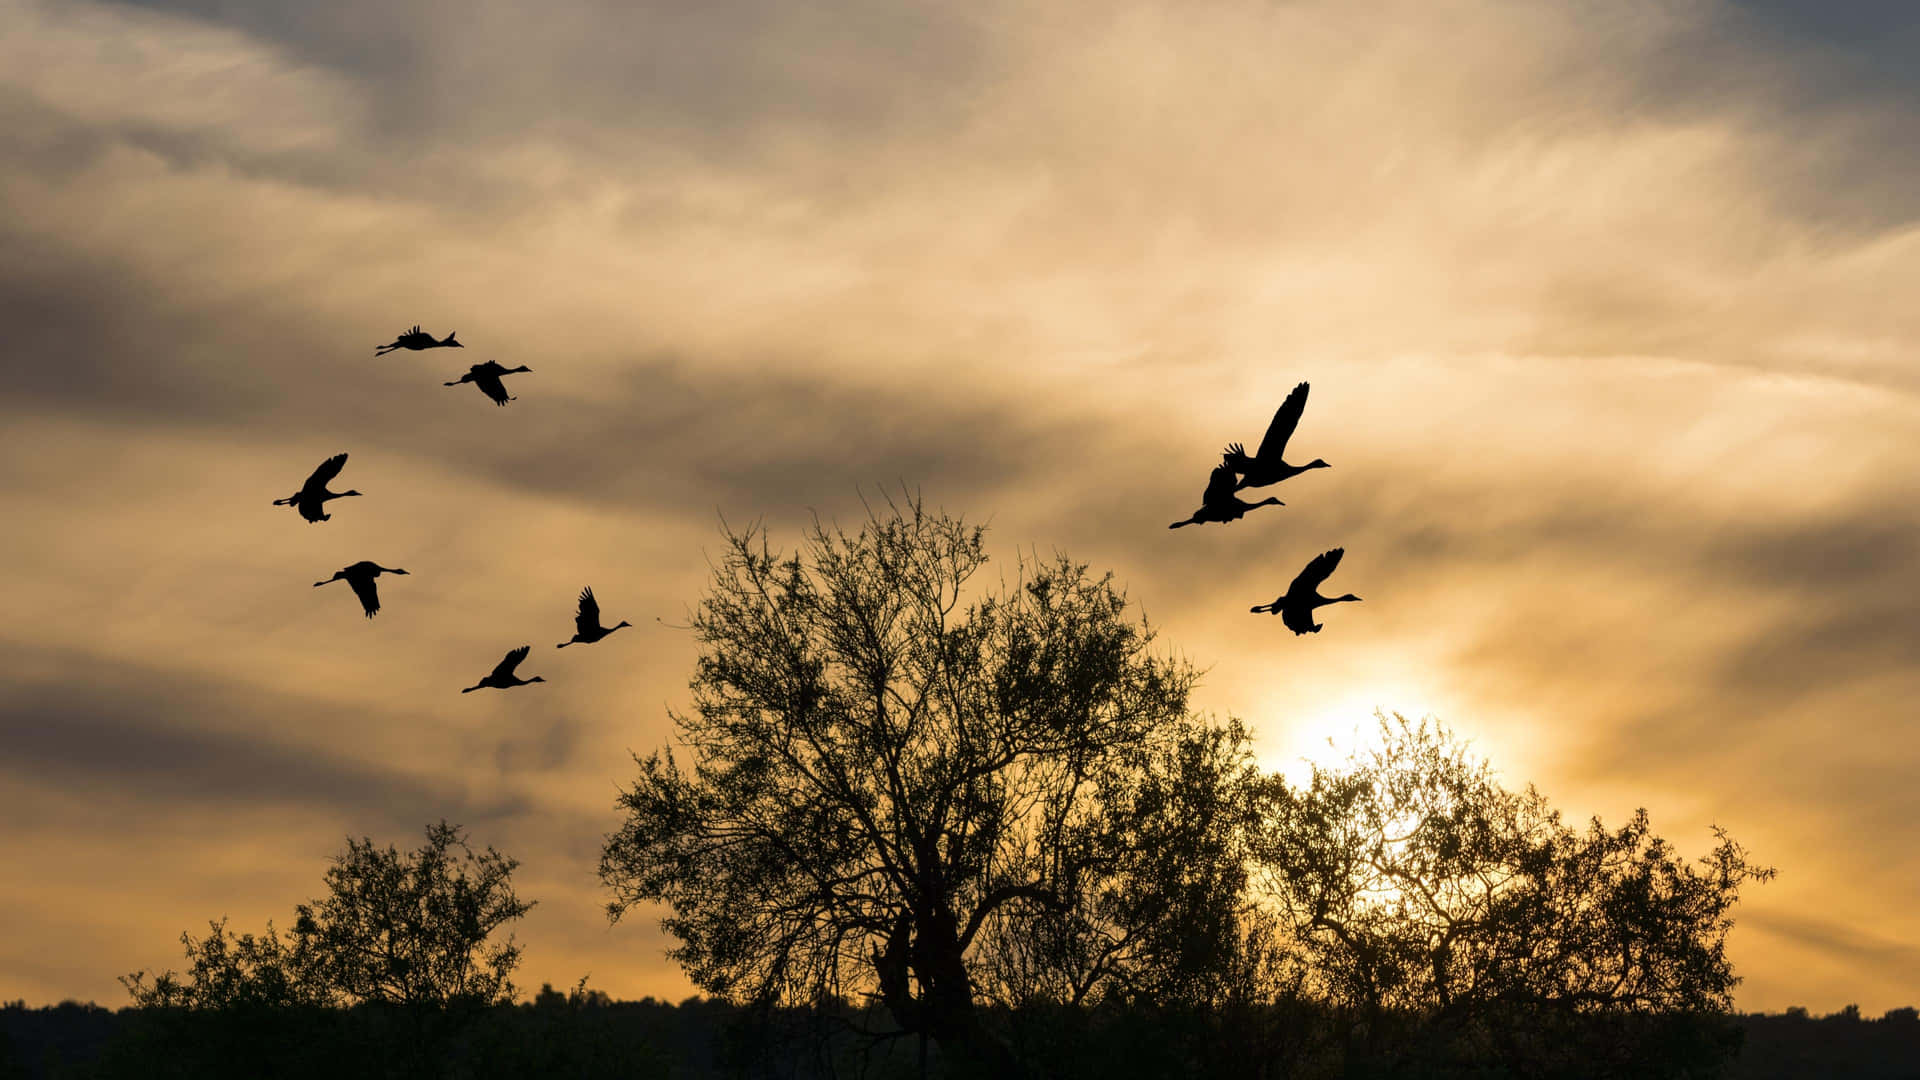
[305,453,348,488]
[347,574,381,617]
[575,587,600,634]
[491,645,531,680]
[1289,547,1345,594]
[1282,605,1319,635]
[1201,463,1238,505]
[475,373,510,403]
[1254,382,1310,462]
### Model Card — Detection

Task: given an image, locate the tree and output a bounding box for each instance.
[1252,713,1772,1074]
[293,820,533,1008]
[599,496,1250,1073]
[125,821,533,1010]
[120,919,322,1010]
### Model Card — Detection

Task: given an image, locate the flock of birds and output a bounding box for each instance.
[1169,381,1361,636]
[280,331,1356,700]
[275,326,625,695]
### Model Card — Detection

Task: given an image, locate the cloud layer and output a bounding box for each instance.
[2,0,1917,1012]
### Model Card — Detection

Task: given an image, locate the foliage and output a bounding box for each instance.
[1253,712,1773,1074]
[294,821,533,1008]
[600,495,1251,1070]
[123,821,533,1013]
[119,918,323,1010]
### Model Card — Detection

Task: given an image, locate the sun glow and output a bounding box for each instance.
[1259,684,1450,786]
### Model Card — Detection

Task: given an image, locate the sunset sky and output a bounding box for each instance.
[3,0,1917,1014]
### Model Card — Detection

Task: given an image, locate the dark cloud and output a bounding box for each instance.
[0,645,527,824]
[107,0,999,163]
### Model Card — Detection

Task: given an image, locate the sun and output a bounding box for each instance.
[1259,684,1448,786]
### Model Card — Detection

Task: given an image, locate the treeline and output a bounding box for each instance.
[18,500,1802,1079]
[6,997,1919,1080]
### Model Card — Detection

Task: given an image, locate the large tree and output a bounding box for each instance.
[599,497,1250,1071]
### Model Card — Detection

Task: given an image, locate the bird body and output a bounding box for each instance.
[376,326,461,355]
[446,361,531,405]
[1251,548,1360,635]
[314,561,409,618]
[463,645,546,692]
[557,586,631,648]
[273,453,361,523]
[1225,382,1329,490]
[1169,463,1283,529]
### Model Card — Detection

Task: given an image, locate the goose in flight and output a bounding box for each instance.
[462,645,546,693]
[314,561,409,618]
[445,361,531,406]
[1169,462,1283,529]
[1224,382,1329,490]
[273,453,360,523]
[557,587,631,648]
[1250,548,1360,635]
[376,326,462,356]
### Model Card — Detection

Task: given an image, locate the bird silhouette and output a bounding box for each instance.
[1251,548,1361,635]
[314,561,409,618]
[445,361,531,405]
[272,453,361,523]
[557,587,632,648]
[1169,462,1283,529]
[1224,382,1330,490]
[375,325,462,356]
[462,645,546,693]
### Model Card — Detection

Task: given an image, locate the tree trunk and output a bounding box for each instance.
[873,904,1025,1078]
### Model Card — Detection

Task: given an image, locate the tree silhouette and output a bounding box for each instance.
[1252,713,1772,1073]
[294,821,533,1008]
[124,821,533,1010]
[599,495,1246,1074]
[120,918,322,1010]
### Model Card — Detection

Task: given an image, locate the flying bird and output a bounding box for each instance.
[557,587,632,648]
[445,361,531,406]
[313,561,409,618]
[462,645,546,693]
[1250,548,1361,635]
[1224,382,1330,490]
[375,325,462,355]
[1168,462,1283,529]
[272,453,361,523]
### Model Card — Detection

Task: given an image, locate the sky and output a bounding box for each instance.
[2,0,1917,1014]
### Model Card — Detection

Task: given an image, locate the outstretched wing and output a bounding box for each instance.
[490,645,531,680]
[575,587,600,635]
[1254,382,1310,462]
[1201,463,1238,506]
[1288,547,1345,594]
[304,453,348,489]
[347,574,381,617]
[475,373,510,404]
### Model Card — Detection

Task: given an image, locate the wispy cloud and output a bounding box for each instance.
[2,0,1916,1011]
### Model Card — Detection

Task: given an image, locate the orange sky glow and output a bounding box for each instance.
[3,0,1918,1014]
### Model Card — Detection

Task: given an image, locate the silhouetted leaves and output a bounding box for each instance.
[600,494,1250,1073]
[124,822,532,1014]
